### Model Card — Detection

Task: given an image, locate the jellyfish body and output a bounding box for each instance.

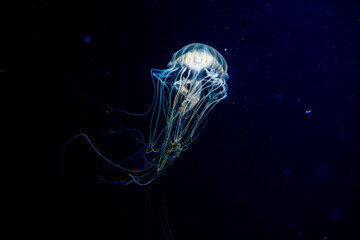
[124,43,228,185]
[65,43,229,185]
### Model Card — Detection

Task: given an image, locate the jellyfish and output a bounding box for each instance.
[62,43,229,186]
[128,43,229,185]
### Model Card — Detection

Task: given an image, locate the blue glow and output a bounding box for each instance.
[275,93,283,100]
[83,35,92,43]
[305,109,312,114]
[330,208,343,221]
[283,168,291,177]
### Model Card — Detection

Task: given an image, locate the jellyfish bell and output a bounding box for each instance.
[169,43,228,113]
[168,43,228,78]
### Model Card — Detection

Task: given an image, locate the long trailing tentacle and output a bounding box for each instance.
[58,77,156,116]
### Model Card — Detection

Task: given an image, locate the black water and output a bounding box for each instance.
[51,0,360,239]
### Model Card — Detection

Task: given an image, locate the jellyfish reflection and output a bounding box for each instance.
[123,43,229,185]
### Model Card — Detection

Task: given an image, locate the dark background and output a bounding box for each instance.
[52,0,360,239]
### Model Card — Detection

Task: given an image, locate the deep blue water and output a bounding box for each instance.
[54,0,360,239]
